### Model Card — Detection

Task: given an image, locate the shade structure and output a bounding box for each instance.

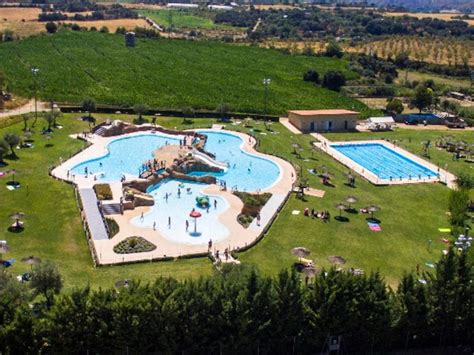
[115,279,130,288]
[21,255,41,269]
[321,172,332,179]
[335,203,348,216]
[10,212,25,220]
[291,247,310,259]
[368,204,379,214]
[345,195,357,209]
[189,210,202,234]
[302,266,320,278]
[328,255,346,265]
[0,243,10,254]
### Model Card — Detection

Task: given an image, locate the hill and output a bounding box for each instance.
[0,30,368,115]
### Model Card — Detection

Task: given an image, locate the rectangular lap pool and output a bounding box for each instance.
[331,142,438,182]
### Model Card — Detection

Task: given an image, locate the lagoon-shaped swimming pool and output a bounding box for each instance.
[71,130,282,245]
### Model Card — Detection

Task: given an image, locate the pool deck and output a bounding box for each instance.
[52,126,296,265]
[312,133,457,188]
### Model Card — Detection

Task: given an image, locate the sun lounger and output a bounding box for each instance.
[299,258,313,267]
[292,210,300,215]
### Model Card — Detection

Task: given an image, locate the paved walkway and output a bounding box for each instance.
[279,117,302,134]
[78,188,109,241]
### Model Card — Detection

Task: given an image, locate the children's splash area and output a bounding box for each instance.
[52,121,295,265]
[313,134,456,187]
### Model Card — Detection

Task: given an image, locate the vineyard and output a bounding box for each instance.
[0,30,368,115]
[350,37,474,66]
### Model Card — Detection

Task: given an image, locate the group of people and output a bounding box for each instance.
[215,248,230,261]
[303,208,331,222]
[141,158,167,176]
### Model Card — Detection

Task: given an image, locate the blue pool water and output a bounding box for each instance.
[332,143,437,180]
[72,133,182,181]
[193,130,281,191]
[131,179,229,245]
[71,130,282,244]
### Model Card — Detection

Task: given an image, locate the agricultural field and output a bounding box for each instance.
[384,12,474,27]
[0,29,370,116]
[350,36,474,66]
[136,9,237,31]
[0,7,44,37]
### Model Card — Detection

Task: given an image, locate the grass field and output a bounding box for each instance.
[397,70,472,89]
[1,112,471,289]
[0,7,44,37]
[136,9,236,31]
[0,29,371,116]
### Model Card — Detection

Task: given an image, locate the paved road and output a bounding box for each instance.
[0,99,48,119]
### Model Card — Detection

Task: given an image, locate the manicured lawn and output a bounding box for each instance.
[0,30,372,115]
[136,9,236,30]
[1,113,468,289]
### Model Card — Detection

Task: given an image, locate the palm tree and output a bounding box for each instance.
[133,104,149,123]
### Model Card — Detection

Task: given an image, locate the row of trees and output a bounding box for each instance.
[0,249,472,353]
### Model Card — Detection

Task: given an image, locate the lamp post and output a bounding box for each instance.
[263,78,271,116]
[31,67,39,126]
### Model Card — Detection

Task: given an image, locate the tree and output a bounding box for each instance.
[45,22,58,34]
[324,41,343,58]
[3,133,20,157]
[322,70,346,91]
[22,114,30,132]
[303,70,319,84]
[182,106,195,118]
[133,104,149,123]
[0,140,8,163]
[81,98,96,119]
[448,188,469,228]
[30,260,63,309]
[99,26,109,33]
[386,98,404,115]
[410,84,434,113]
[44,111,60,131]
[216,103,232,120]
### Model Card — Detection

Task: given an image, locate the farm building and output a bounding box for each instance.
[287,109,359,132]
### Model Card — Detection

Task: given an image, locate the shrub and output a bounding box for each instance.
[45,22,58,34]
[303,70,319,84]
[113,237,156,254]
[234,192,272,227]
[322,70,346,91]
[93,184,113,200]
[106,218,119,238]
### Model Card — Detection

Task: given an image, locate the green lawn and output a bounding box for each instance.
[1,113,469,289]
[136,9,236,30]
[397,70,472,89]
[0,30,373,116]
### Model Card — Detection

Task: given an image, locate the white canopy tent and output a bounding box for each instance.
[367,116,395,131]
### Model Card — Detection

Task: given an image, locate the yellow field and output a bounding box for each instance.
[0,7,44,37]
[385,12,474,26]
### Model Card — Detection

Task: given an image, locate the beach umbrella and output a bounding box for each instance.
[21,255,41,269]
[328,255,346,265]
[10,212,24,228]
[368,204,380,219]
[291,247,310,261]
[345,195,357,209]
[114,279,130,289]
[335,203,348,217]
[291,143,301,154]
[321,172,332,179]
[302,266,320,278]
[10,169,17,184]
[189,210,202,234]
[0,243,9,261]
